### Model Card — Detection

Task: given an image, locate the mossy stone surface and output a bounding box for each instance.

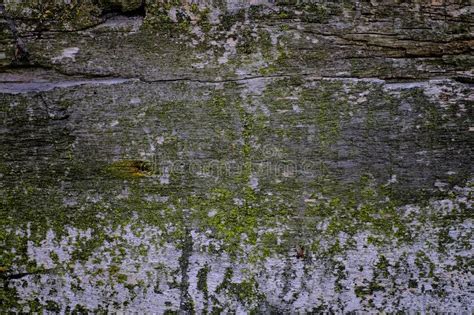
[0,0,472,312]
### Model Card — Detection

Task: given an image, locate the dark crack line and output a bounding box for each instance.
[136,73,295,85]
[135,73,469,85]
[301,28,473,46]
[0,65,471,94]
[179,226,194,312]
[1,268,57,289]
[0,4,29,64]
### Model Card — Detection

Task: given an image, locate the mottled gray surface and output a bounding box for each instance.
[0,0,473,312]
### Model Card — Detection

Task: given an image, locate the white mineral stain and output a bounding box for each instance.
[130,97,141,105]
[249,175,259,190]
[160,167,170,184]
[292,104,302,113]
[52,47,80,62]
[11,185,473,313]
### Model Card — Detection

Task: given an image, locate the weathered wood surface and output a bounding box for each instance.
[0,0,472,312]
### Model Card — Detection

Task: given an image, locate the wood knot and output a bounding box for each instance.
[108,160,153,178]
